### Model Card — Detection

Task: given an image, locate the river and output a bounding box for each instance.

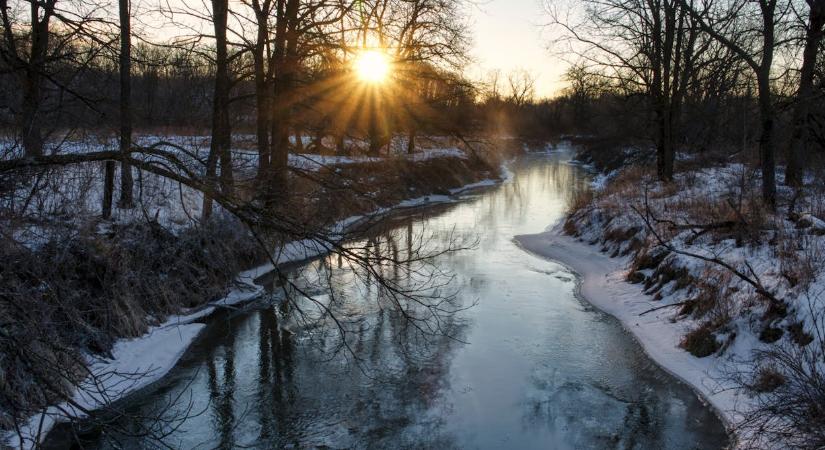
[46,145,729,449]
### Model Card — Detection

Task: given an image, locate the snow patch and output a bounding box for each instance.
[515,225,745,429]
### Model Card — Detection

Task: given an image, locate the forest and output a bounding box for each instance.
[1,0,824,448]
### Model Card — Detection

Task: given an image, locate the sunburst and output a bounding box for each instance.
[354,50,391,84]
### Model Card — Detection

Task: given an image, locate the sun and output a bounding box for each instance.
[354,50,391,84]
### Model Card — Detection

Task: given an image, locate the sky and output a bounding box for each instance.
[469,0,568,99]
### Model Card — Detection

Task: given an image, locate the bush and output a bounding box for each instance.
[759,326,784,344]
[750,366,785,393]
[680,323,720,357]
[733,294,825,449]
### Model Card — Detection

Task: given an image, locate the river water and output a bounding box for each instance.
[48,147,729,449]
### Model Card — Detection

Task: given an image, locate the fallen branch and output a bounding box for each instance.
[639,300,692,316]
[632,188,783,307]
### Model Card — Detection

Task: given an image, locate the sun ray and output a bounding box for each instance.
[354,50,391,84]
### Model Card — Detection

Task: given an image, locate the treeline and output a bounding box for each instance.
[0,42,215,128]
[0,0,492,218]
[537,0,825,207]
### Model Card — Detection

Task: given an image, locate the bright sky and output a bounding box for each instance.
[469,0,568,99]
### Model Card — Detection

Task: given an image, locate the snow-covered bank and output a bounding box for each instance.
[5,276,265,450]
[4,166,509,450]
[542,148,825,448]
[515,226,743,429]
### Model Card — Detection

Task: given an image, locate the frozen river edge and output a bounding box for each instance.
[515,224,741,444]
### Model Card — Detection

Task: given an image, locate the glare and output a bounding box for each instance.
[354,50,391,84]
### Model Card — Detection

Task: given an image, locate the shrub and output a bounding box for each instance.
[733,294,825,449]
[0,215,259,429]
[680,323,720,357]
[759,326,784,344]
[750,366,785,393]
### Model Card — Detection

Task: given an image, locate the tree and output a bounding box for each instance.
[268,0,300,188]
[679,0,790,207]
[202,0,232,220]
[118,0,134,208]
[785,0,825,186]
[0,0,57,157]
[546,0,702,181]
[247,0,275,186]
[507,69,536,107]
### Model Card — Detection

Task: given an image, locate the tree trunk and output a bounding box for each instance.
[268,0,299,196]
[786,0,825,187]
[102,161,115,219]
[368,121,382,157]
[657,108,675,181]
[253,1,272,185]
[215,0,232,196]
[336,133,346,155]
[19,1,53,157]
[407,128,416,154]
[757,0,777,208]
[202,147,219,220]
[118,0,134,209]
[757,73,777,208]
[204,0,231,219]
[20,74,44,157]
[652,0,683,182]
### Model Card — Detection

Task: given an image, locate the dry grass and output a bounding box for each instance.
[0,217,260,428]
[680,322,721,357]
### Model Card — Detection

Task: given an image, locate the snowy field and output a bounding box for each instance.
[2,133,476,241]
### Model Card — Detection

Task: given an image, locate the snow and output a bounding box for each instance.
[3,134,477,245]
[540,154,825,447]
[6,272,266,450]
[8,324,206,450]
[516,225,746,430]
[288,153,382,171]
[287,147,469,171]
[407,147,467,162]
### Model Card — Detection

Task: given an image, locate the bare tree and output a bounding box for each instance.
[0,0,56,157]
[202,0,232,219]
[118,0,134,208]
[679,0,792,207]
[546,0,702,181]
[507,69,536,107]
[786,0,825,187]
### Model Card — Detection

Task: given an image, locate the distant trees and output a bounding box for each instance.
[0,0,484,221]
[507,70,536,107]
[547,0,825,204]
[546,0,707,181]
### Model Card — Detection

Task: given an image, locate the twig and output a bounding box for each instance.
[639,300,692,316]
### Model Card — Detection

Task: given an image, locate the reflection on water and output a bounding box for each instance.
[47,146,728,449]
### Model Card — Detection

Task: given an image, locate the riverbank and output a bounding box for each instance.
[533,141,825,448]
[515,227,742,429]
[37,149,730,449]
[3,150,510,449]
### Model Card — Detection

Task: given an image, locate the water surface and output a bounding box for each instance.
[48,147,728,449]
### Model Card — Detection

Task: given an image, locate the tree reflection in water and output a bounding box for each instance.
[44,152,729,450]
[202,216,471,449]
